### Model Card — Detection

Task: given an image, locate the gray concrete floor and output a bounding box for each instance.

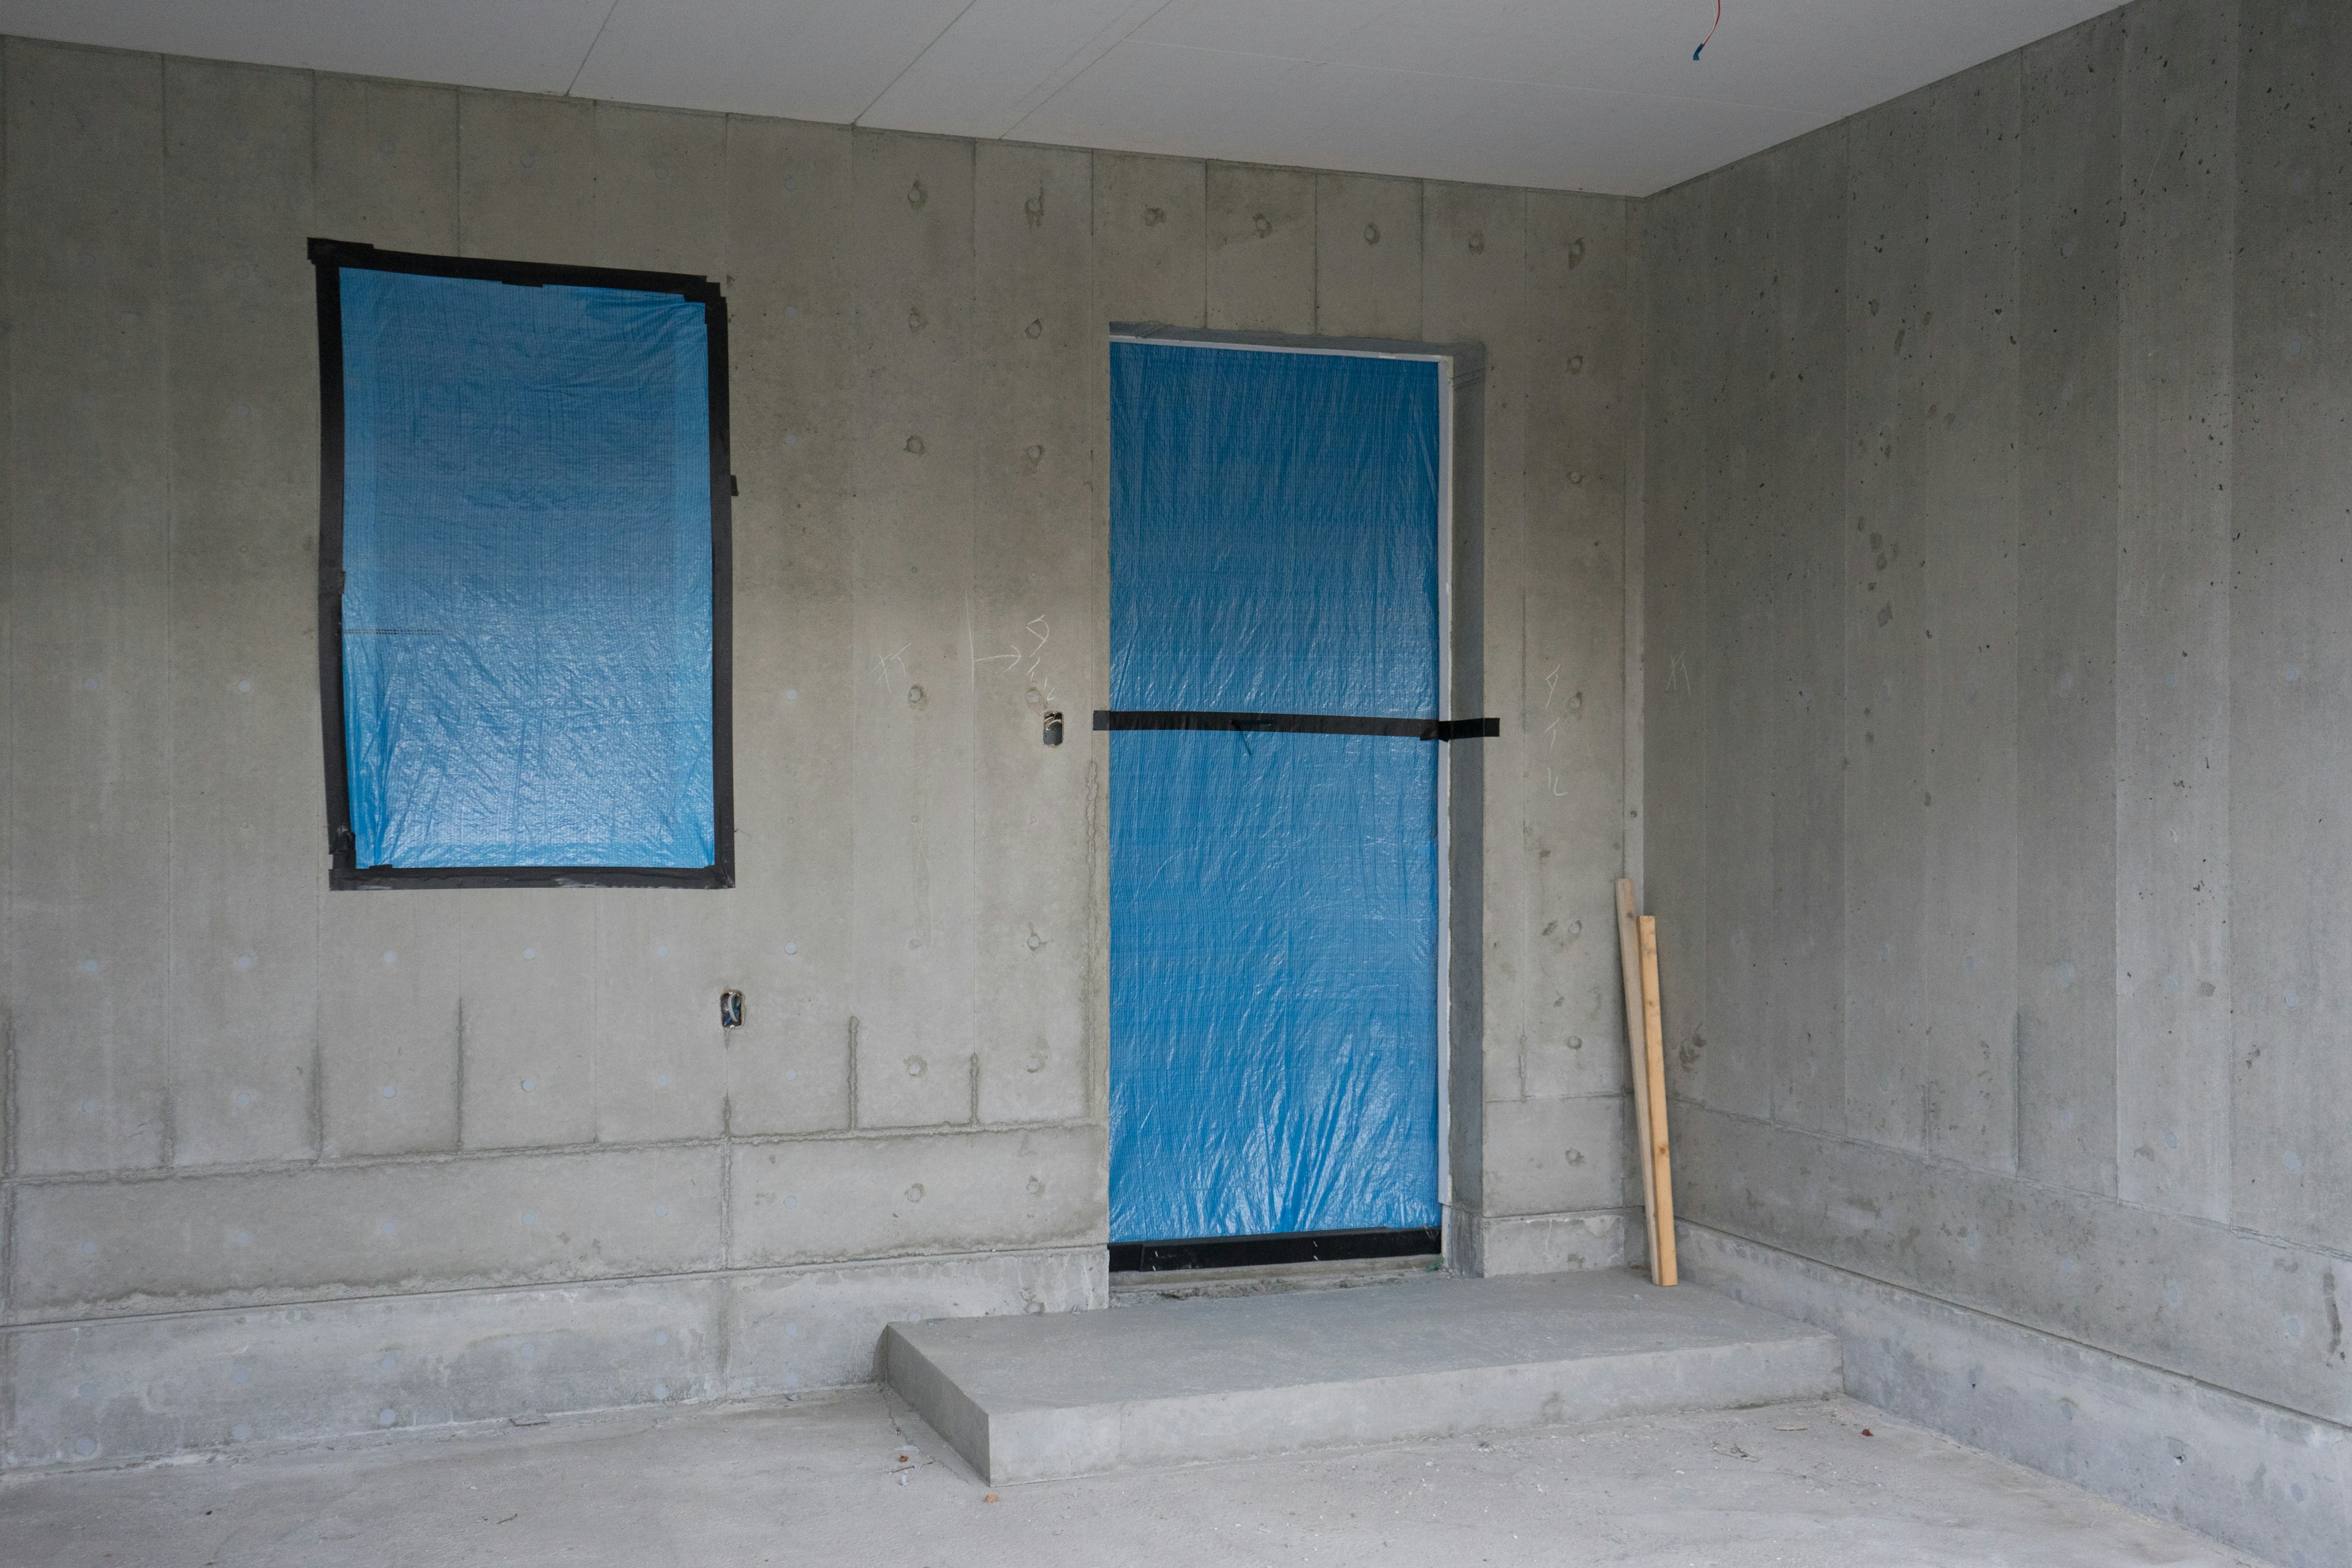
[0,1390,2252,1567]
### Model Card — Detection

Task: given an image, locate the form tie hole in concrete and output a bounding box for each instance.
[1025,190,1044,227]
[522,1078,537,1092]
[783,432,797,448]
[1567,236,1586,266]
[379,1409,398,1427]
[784,687,798,701]
[904,435,924,455]
[2285,990,2300,1009]
[1144,206,1165,227]
[238,679,252,692]
[523,947,537,960]
[905,1056,927,1077]
[380,1221,398,1236]
[232,1423,251,1441]
[655,1331,669,1346]
[655,1074,671,1088]
[2283,665,2301,683]
[235,1091,255,1109]
[75,1438,97,1458]
[381,1354,397,1370]
[783,176,796,192]
[235,956,255,971]
[785,305,798,319]
[520,153,535,168]
[655,1203,670,1217]
[908,935,922,949]
[657,944,669,957]
[785,942,798,954]
[380,1084,396,1098]
[81,1241,98,1256]
[1027,1176,1044,1196]
[2284,1150,2304,1172]
[1567,355,1585,374]
[907,179,925,208]
[1468,231,1484,253]
[522,1210,538,1226]
[382,949,397,965]
[655,1383,669,1400]
[785,1068,798,1080]
[784,1196,797,1208]
[1026,318,1043,338]
[521,1343,536,1359]
[1254,213,1272,238]
[233,1229,252,1246]
[906,1183,926,1202]
[785,1322,799,1336]
[908,307,926,333]
[77,1383,96,1400]
[1363,222,1380,244]
[80,1099,97,1114]
[80,959,98,973]
[1569,471,1583,485]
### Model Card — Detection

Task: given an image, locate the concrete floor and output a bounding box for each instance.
[0,1389,2252,1567]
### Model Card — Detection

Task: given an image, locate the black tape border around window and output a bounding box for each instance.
[1109,1226,1443,1273]
[310,238,736,891]
[1095,710,1499,741]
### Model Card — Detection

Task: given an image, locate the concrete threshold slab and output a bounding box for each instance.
[882,1268,1842,1483]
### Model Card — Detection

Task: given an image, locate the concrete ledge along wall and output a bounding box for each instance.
[0,37,1642,1466]
[1640,1,2352,1563]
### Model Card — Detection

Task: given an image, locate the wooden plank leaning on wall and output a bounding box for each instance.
[1615,878,1678,1286]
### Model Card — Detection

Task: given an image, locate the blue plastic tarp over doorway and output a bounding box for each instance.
[1109,340,1443,1244]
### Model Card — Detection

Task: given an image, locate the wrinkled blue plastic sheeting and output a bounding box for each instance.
[338,268,715,869]
[1109,341,1442,1243]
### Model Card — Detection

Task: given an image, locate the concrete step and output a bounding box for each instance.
[882,1268,1842,1483]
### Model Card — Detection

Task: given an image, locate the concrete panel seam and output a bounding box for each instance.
[0,1116,1109,1189]
[1682,1218,2346,1434]
[1668,1095,2339,1265]
[1,1243,1109,1333]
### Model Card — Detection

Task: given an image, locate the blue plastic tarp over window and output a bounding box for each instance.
[1109,341,1442,1244]
[337,267,715,869]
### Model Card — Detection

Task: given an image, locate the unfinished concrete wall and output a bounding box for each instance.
[0,37,1640,1467]
[1639,1,2351,1561]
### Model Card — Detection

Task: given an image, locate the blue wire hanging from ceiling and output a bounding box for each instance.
[1694,0,1721,59]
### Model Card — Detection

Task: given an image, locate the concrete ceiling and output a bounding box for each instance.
[0,0,2117,195]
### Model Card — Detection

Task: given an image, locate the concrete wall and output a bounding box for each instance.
[1638,1,2350,1562]
[0,38,1642,1466]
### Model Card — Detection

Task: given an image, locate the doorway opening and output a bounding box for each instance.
[1104,331,1464,1273]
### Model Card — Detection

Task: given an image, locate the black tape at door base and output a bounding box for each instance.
[1109,1226,1444,1274]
